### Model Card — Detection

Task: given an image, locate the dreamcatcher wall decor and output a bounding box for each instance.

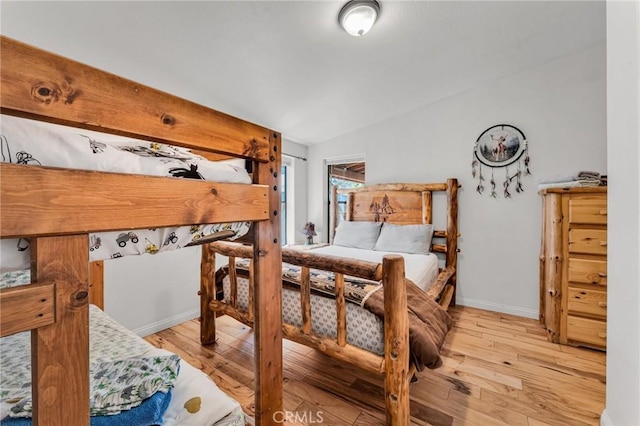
[471,124,531,198]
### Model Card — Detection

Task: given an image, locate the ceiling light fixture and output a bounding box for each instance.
[338,0,380,37]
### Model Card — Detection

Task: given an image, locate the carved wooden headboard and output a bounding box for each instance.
[330,180,460,266]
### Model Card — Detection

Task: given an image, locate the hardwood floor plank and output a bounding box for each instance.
[146,305,605,425]
[553,354,607,376]
[463,355,605,401]
[487,332,604,365]
[558,343,607,363]
[284,378,362,424]
[480,388,590,426]
[518,354,606,384]
[353,411,385,426]
[444,334,520,365]
[522,381,605,418]
[527,417,554,426]
[292,400,351,425]
[437,356,524,391]
[409,398,454,426]
[447,388,529,426]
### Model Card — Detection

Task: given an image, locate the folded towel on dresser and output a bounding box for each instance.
[537,180,601,191]
[538,171,601,185]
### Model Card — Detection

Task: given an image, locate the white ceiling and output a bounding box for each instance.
[1,1,605,145]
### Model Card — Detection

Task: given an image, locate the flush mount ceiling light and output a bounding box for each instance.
[338,0,380,37]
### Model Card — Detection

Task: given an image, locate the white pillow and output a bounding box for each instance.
[332,221,383,250]
[373,223,434,254]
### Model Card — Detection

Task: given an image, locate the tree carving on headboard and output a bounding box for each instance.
[369,194,395,222]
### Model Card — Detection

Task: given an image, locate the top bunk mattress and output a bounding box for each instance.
[0,114,251,183]
[0,115,253,265]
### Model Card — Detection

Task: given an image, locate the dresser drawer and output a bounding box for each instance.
[568,229,607,255]
[568,198,607,225]
[568,258,607,285]
[567,315,607,347]
[568,287,607,318]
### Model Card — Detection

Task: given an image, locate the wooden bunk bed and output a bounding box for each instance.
[0,36,283,425]
[206,180,459,425]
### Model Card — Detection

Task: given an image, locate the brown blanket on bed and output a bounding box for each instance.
[363,278,452,371]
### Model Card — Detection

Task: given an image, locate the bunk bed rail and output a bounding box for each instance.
[0,37,272,161]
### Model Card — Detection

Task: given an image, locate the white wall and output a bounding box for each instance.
[308,45,607,318]
[104,247,202,335]
[283,139,310,245]
[602,1,640,425]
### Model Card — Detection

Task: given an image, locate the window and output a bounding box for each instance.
[328,161,365,240]
[280,163,287,244]
[280,155,295,245]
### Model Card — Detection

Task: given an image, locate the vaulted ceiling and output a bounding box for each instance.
[1,1,605,145]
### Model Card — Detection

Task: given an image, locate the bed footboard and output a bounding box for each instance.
[205,242,418,425]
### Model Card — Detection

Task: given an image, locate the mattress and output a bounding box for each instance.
[0,114,252,266]
[0,270,246,426]
[222,246,439,355]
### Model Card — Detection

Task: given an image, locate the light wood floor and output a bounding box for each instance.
[145,305,606,425]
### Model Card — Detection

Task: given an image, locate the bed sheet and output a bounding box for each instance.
[222,246,440,355]
[0,114,252,267]
[0,271,246,426]
[309,245,440,292]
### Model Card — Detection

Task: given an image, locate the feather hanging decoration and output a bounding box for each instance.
[472,124,531,198]
[516,163,524,193]
[523,139,531,175]
[503,167,512,198]
[471,141,479,178]
[476,163,485,194]
[490,169,497,198]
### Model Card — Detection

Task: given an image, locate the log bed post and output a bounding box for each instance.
[542,192,563,342]
[383,255,410,425]
[200,244,217,344]
[31,235,90,426]
[446,178,459,306]
[252,131,283,425]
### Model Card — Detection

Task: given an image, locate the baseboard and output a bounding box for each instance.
[132,308,200,337]
[456,296,538,319]
[600,408,613,426]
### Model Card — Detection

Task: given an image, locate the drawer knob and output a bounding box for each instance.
[599,209,608,215]
[598,332,607,339]
[598,302,607,308]
[598,272,607,278]
[599,241,608,247]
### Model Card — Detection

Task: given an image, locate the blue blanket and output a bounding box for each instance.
[1,390,172,426]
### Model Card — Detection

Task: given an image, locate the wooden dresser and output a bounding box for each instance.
[539,187,607,350]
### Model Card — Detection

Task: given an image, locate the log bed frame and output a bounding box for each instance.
[206,180,459,425]
[0,36,284,425]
